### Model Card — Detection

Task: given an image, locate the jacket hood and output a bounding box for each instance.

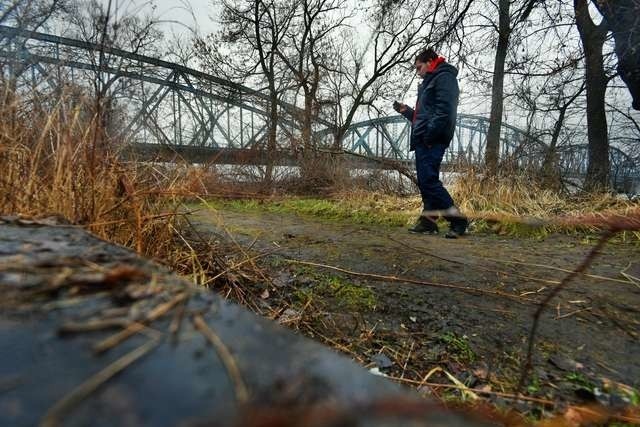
[424,62,458,79]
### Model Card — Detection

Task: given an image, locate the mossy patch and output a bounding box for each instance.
[290,268,376,312]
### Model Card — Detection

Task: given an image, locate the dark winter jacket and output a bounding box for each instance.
[401,62,459,150]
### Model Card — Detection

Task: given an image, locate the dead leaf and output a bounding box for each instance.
[103,266,149,286]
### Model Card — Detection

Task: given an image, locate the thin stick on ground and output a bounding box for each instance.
[388,235,562,286]
[192,314,249,404]
[517,231,613,392]
[400,341,415,380]
[284,259,537,304]
[202,247,282,286]
[58,318,130,334]
[473,255,637,286]
[41,338,160,427]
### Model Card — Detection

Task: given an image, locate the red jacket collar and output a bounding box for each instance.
[427,56,446,73]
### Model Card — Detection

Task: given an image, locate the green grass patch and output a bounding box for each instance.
[200,197,413,227]
[564,371,595,391]
[290,268,376,312]
[198,193,640,243]
[527,376,542,394]
[438,332,476,363]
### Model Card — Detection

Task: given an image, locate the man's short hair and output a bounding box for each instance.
[415,48,438,63]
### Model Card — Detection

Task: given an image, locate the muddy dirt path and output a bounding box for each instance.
[192,206,640,410]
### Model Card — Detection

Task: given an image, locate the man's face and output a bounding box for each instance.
[414,59,432,78]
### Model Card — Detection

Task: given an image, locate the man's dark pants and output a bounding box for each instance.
[414,142,460,225]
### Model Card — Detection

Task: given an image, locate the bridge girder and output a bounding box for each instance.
[1,25,638,190]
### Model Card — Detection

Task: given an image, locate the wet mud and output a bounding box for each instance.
[193,207,640,413]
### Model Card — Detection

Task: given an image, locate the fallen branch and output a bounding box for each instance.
[476,256,637,286]
[389,236,562,286]
[284,259,536,304]
[517,231,613,392]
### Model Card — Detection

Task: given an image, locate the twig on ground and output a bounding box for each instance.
[555,306,592,320]
[475,256,637,286]
[222,224,273,285]
[202,247,281,286]
[284,259,536,304]
[169,298,187,342]
[517,231,613,392]
[302,323,365,363]
[58,318,130,334]
[389,236,562,286]
[400,341,414,380]
[391,376,640,424]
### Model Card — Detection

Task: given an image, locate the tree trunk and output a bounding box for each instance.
[302,91,313,150]
[484,0,511,175]
[265,92,278,188]
[541,106,567,188]
[575,0,609,191]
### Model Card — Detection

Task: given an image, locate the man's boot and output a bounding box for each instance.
[444,207,468,239]
[408,215,439,234]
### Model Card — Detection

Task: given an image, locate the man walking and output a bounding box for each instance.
[394,48,468,238]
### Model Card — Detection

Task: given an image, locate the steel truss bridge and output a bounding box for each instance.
[1,25,638,191]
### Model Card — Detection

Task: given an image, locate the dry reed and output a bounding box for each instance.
[0,86,204,259]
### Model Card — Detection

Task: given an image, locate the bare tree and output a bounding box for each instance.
[197,0,296,187]
[1,0,68,90]
[540,80,586,186]
[275,0,350,151]
[0,0,66,31]
[473,0,540,174]
[65,0,162,101]
[575,0,610,190]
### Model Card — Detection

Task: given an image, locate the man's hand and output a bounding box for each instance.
[393,101,407,113]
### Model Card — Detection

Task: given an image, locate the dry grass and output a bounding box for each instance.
[320,169,639,241]
[450,168,640,240]
[0,83,279,308]
[0,87,209,260]
[0,84,299,321]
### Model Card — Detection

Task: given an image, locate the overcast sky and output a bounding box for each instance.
[156,0,218,35]
[104,0,218,37]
